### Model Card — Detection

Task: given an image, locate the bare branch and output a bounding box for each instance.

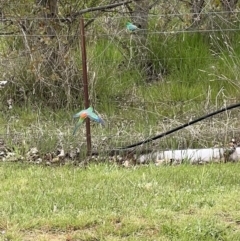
[149,0,161,9]
[178,0,191,6]
[71,0,133,19]
[0,31,18,35]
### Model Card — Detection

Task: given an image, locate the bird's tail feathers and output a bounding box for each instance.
[98,117,105,126]
[72,126,78,135]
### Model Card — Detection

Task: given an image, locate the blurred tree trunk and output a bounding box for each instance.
[35,0,61,72]
[190,0,205,27]
[34,0,75,108]
[220,0,238,15]
[131,0,149,41]
[36,0,58,16]
[35,0,58,41]
[129,0,150,79]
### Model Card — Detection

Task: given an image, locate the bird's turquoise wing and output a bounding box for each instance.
[73,110,84,118]
[130,25,138,31]
[87,109,105,126]
[126,22,138,31]
[86,106,93,112]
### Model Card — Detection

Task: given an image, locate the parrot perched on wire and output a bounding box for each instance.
[73,106,105,135]
[126,22,139,31]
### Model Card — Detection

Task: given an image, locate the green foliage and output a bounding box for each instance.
[89,38,144,113]
[1,2,240,154]
[1,5,240,114]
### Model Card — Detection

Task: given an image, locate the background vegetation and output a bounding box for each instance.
[1,2,240,240]
[1,0,240,152]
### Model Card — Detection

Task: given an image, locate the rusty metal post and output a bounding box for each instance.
[80,16,91,155]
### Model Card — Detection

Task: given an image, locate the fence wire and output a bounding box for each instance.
[0,10,240,151]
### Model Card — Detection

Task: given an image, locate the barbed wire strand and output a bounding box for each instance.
[0,27,240,37]
[0,55,230,61]
[1,10,240,19]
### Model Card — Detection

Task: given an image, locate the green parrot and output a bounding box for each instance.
[126,22,139,31]
[73,107,105,135]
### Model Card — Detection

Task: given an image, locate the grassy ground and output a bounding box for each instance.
[1,162,240,240]
[1,18,240,153]
[1,103,240,156]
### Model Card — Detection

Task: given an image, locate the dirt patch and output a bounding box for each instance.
[20,229,100,241]
[21,230,74,241]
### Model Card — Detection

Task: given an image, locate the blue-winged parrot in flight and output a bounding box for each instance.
[73,107,104,135]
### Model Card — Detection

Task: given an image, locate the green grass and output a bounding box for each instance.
[82,30,240,121]
[0,100,239,156]
[1,162,240,240]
